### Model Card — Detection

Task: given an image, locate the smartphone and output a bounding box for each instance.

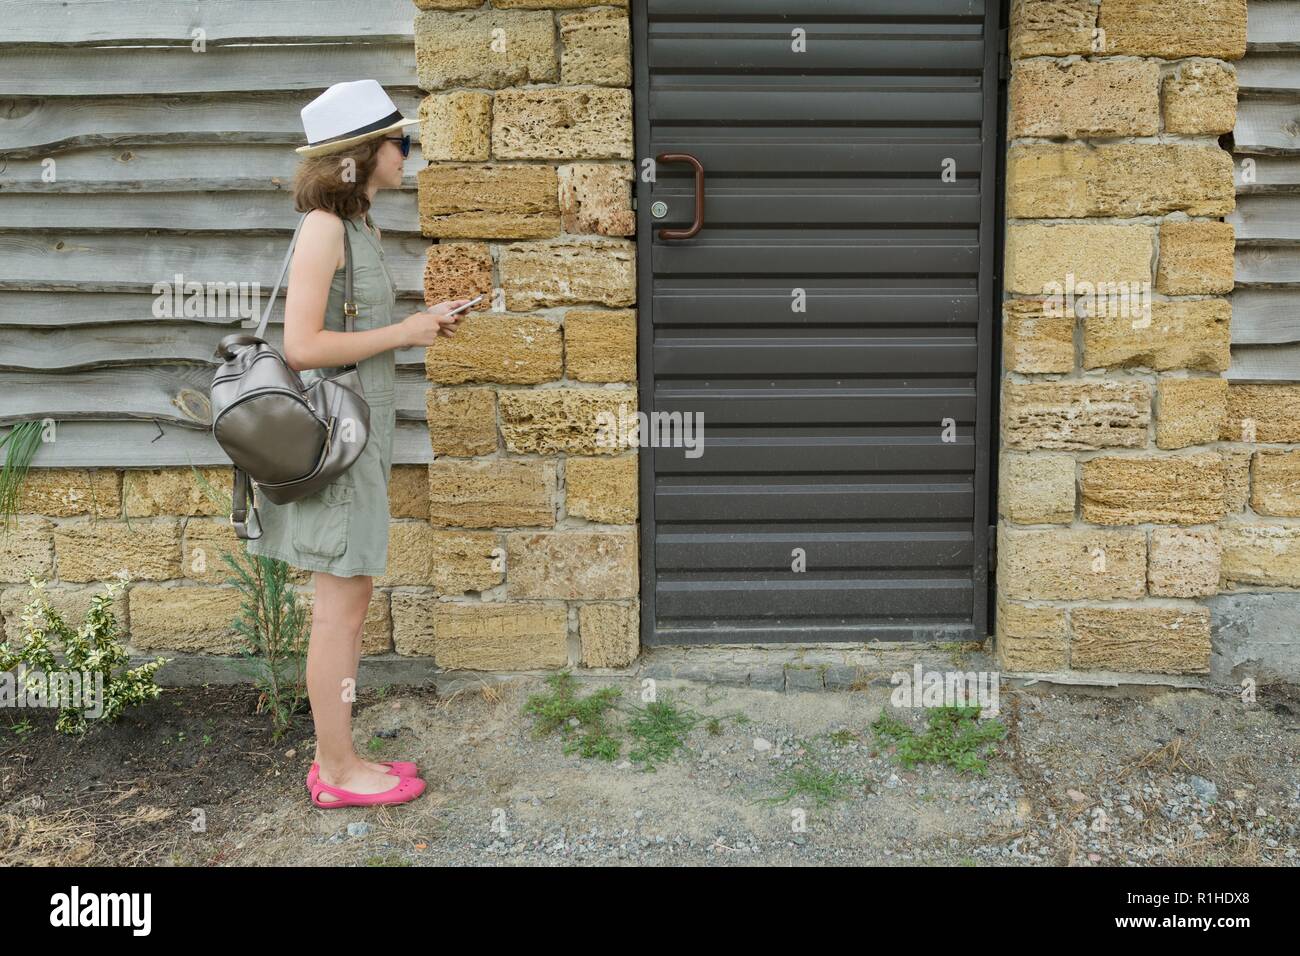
[445,294,484,318]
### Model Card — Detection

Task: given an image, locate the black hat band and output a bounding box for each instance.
[306,109,404,148]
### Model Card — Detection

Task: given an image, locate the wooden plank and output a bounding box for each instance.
[0,322,434,371]
[0,368,437,426]
[1227,343,1300,380]
[2,324,226,369]
[0,142,424,192]
[395,371,436,421]
[0,0,415,45]
[1235,244,1300,285]
[1228,194,1300,243]
[0,43,419,97]
[1229,289,1300,344]
[0,366,225,427]
[1233,98,1300,154]
[0,190,420,235]
[0,290,428,328]
[1248,1,1300,51]
[0,420,435,467]
[0,234,429,294]
[1238,55,1300,94]
[0,91,423,156]
[1234,153,1300,191]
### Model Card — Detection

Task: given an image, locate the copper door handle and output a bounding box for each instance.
[655,152,705,240]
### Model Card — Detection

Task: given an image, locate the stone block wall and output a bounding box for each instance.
[1,468,304,656]
[2,456,638,672]
[995,0,1300,678]
[0,466,510,659]
[412,0,640,670]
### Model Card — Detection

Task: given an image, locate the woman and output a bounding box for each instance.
[245,80,471,809]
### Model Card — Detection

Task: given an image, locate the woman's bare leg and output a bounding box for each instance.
[311,611,391,774]
[348,620,402,772]
[307,571,402,800]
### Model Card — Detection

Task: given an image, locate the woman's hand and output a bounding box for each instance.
[399,300,473,346]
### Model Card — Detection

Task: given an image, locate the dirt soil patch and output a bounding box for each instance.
[2,677,1296,866]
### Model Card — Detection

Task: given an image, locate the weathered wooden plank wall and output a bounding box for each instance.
[1230,0,1300,380]
[0,0,433,466]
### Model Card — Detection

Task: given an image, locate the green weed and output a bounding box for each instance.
[761,738,866,808]
[523,671,623,761]
[625,694,703,771]
[871,705,1006,775]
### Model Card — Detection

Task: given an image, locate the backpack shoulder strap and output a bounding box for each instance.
[229,468,262,540]
[252,211,358,340]
[342,220,356,334]
[254,211,310,341]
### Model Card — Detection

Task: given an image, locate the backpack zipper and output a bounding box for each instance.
[212,349,289,387]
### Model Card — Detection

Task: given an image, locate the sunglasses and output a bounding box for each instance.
[384,134,411,158]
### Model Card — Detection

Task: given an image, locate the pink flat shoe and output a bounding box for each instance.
[310,773,426,810]
[306,760,418,792]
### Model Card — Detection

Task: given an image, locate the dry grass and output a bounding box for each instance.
[1116,735,1211,783]
[990,691,1280,866]
[0,803,176,867]
[431,677,516,714]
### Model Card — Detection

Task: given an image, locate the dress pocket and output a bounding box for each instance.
[292,480,353,557]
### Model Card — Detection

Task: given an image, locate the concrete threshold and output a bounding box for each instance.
[137,642,1246,700]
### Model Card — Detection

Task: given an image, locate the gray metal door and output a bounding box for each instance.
[632,0,1000,645]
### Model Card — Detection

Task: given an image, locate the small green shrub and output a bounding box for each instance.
[190,465,311,739]
[0,575,168,735]
[223,549,311,738]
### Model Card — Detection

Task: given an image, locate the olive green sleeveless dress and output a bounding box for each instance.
[244,212,398,577]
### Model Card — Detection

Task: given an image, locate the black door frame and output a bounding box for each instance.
[631,0,1005,647]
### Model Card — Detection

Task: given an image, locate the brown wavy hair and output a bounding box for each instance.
[291,137,385,220]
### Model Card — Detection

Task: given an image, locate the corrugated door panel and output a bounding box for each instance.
[647,0,986,14]
[635,0,997,644]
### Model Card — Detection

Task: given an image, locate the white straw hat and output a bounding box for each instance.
[296,79,419,157]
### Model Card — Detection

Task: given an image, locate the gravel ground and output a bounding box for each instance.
[192,676,1300,867]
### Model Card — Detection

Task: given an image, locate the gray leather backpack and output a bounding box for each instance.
[211,212,371,540]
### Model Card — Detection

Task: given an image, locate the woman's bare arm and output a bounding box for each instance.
[281,210,408,372]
